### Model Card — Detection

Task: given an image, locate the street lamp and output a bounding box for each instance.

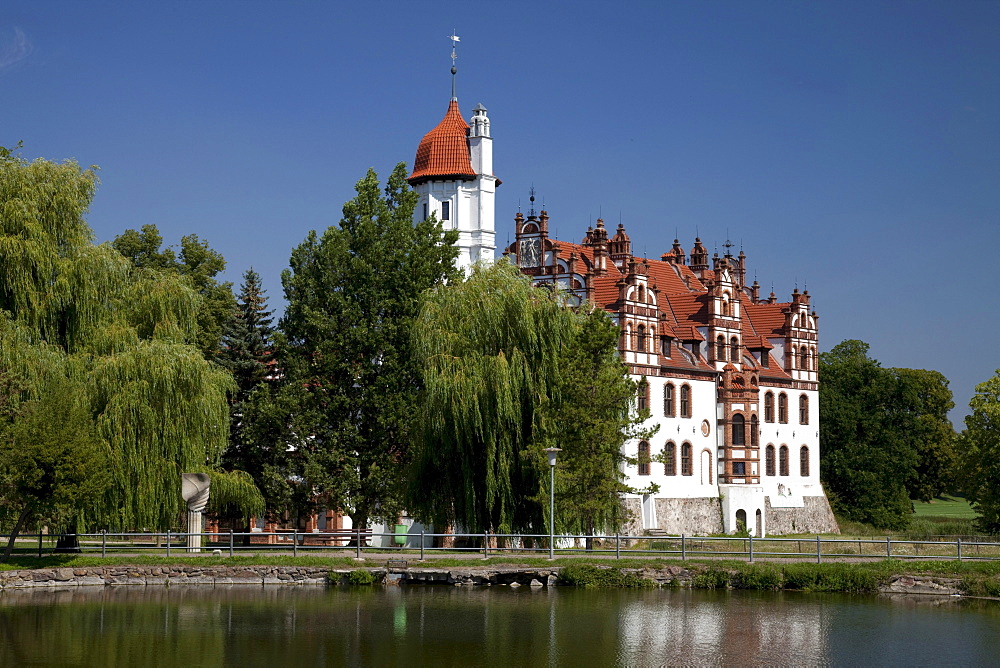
[543,447,561,560]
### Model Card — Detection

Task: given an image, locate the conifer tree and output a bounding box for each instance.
[216,269,278,532]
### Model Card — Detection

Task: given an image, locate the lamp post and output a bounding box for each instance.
[543,447,561,560]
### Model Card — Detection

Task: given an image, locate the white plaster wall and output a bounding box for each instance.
[758,386,821,499]
[623,375,719,502]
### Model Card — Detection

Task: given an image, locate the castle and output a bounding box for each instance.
[406,57,838,537]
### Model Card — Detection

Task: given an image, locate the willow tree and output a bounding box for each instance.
[0,149,261,532]
[278,163,459,532]
[409,261,582,535]
[537,305,654,548]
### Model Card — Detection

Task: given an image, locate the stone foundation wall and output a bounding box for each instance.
[765,495,840,535]
[654,497,724,535]
[0,566,333,589]
[621,497,643,537]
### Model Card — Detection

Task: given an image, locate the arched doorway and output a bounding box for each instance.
[736,509,747,533]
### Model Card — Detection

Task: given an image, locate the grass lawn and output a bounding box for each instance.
[912,495,977,520]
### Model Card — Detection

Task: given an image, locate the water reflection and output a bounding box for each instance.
[1,585,997,666]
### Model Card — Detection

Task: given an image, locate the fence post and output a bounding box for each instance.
[886,536,890,559]
[356,528,361,559]
[167,529,171,558]
[483,531,488,559]
[420,530,425,561]
[102,531,106,558]
[293,529,298,558]
[749,535,754,563]
[957,537,962,561]
[816,535,821,564]
[229,529,234,558]
[38,532,43,558]
[681,534,686,561]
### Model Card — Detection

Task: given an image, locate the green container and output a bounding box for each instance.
[394,524,407,546]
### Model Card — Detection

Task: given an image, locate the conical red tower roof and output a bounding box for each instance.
[407,100,476,185]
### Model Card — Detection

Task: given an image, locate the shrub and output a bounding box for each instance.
[731,564,783,590]
[692,567,731,589]
[558,564,655,588]
[781,563,884,593]
[346,569,377,585]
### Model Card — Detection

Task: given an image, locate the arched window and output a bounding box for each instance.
[801,346,809,370]
[625,324,632,350]
[750,415,759,447]
[664,383,676,417]
[638,441,650,476]
[681,442,692,476]
[790,347,796,368]
[664,441,676,476]
[637,380,649,412]
[716,335,726,362]
[778,393,788,423]
[765,444,776,476]
[800,445,810,477]
[730,337,740,363]
[799,395,809,425]
[779,445,789,476]
[637,325,646,352]
[764,392,774,423]
[680,385,691,418]
[702,449,713,485]
[732,414,745,446]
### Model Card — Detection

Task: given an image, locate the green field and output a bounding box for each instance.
[912,495,977,520]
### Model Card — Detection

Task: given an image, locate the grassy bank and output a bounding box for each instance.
[4,554,1000,597]
[559,560,1000,595]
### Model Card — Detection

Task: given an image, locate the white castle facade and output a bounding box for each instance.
[407,86,837,537]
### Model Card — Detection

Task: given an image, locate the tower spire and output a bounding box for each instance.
[449,31,460,100]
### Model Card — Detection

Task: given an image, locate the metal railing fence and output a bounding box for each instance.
[3,530,1000,563]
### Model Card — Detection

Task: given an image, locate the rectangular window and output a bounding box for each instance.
[423,202,428,220]
[732,461,746,476]
[441,200,450,220]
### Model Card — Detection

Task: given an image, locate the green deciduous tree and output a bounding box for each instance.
[409,261,646,537]
[538,305,654,547]
[277,163,459,532]
[0,150,259,533]
[113,224,236,358]
[0,374,108,560]
[894,368,957,502]
[820,340,956,529]
[958,371,1000,533]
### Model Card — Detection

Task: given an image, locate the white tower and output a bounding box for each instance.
[407,36,497,271]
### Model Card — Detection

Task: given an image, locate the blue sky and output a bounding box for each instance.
[2,1,998,420]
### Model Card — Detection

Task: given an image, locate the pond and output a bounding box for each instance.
[1,585,997,666]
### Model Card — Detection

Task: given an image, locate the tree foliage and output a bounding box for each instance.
[538,306,653,541]
[819,340,955,529]
[409,261,645,536]
[112,224,236,358]
[958,371,1000,533]
[0,150,257,531]
[214,268,277,527]
[0,373,108,559]
[276,163,459,529]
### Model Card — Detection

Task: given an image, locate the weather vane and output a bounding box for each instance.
[449,31,460,99]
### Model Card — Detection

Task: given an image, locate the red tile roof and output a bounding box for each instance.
[408,100,475,185]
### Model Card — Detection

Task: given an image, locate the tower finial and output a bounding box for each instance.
[449,31,460,100]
